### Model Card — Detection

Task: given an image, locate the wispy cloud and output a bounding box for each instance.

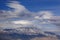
[49,16,60,26]
[0,1,30,20]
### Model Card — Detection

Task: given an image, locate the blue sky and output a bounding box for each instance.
[0,0,60,16]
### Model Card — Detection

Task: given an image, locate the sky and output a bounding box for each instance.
[0,0,60,34]
[0,0,60,16]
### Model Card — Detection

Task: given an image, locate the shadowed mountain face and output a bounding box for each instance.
[0,27,60,40]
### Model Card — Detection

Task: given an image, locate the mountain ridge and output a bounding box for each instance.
[0,27,60,40]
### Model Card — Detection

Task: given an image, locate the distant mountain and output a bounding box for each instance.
[0,27,60,40]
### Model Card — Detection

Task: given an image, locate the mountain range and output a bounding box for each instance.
[0,27,60,40]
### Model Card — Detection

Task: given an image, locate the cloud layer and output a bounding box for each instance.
[0,1,60,32]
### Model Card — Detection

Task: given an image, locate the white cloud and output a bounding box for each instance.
[0,1,30,20]
[34,16,40,19]
[12,20,32,25]
[34,11,53,20]
[0,21,28,29]
[38,11,53,19]
[7,1,28,14]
